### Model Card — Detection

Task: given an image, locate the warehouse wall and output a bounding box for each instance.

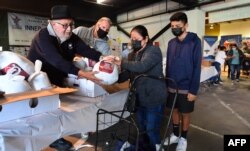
[114,1,205,57]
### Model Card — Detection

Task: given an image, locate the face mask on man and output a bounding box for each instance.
[131,40,142,52]
[171,27,184,37]
[97,28,108,39]
[127,45,132,50]
[232,47,237,51]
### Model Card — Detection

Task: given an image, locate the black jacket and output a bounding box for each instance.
[28,28,101,86]
[119,44,167,107]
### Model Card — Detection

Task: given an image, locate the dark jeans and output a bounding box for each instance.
[242,60,250,73]
[212,62,221,82]
[136,104,164,146]
[230,64,241,80]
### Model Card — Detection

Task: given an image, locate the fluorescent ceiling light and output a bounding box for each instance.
[97,0,105,4]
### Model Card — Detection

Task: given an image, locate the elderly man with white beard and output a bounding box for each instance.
[27,5,113,150]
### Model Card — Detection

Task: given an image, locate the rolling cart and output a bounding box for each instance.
[95,75,178,151]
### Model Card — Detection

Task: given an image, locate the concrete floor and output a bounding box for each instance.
[43,72,250,151]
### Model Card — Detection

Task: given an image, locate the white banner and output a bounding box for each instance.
[8,13,48,46]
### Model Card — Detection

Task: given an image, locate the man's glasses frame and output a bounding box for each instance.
[54,22,75,29]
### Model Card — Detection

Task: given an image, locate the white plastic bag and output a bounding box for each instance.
[0,75,32,94]
[28,60,52,90]
[0,51,35,79]
[92,60,118,85]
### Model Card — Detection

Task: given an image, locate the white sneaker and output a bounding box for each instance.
[176,137,187,151]
[164,133,179,145]
[156,144,165,151]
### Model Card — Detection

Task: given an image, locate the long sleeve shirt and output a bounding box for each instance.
[28,26,101,86]
[166,32,202,95]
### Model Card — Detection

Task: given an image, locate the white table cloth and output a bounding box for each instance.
[0,89,129,151]
[200,66,218,82]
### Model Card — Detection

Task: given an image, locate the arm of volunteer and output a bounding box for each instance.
[73,34,102,62]
[37,31,79,75]
[95,40,111,55]
[78,70,102,84]
[72,26,85,38]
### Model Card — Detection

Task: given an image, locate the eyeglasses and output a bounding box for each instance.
[54,22,75,29]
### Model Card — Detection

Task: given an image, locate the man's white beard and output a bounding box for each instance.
[59,34,71,43]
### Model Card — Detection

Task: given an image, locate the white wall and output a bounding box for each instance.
[201,0,250,24]
[201,0,250,12]
[117,12,172,57]
[111,1,205,57]
[117,1,183,23]
[209,5,250,23]
[220,20,250,37]
[108,0,248,57]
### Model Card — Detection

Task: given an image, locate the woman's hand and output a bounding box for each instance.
[101,55,115,62]
[102,55,121,66]
[78,70,102,84]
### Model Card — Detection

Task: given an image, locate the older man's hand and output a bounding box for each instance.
[78,70,102,84]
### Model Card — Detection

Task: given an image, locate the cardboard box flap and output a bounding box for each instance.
[0,87,77,105]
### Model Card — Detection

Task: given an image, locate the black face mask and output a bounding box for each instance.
[97,28,108,39]
[171,27,184,37]
[131,40,142,52]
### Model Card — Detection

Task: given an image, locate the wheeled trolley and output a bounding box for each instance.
[95,75,178,151]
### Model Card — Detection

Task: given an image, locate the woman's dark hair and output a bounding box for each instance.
[230,43,237,47]
[130,25,150,41]
[220,46,226,50]
[170,12,188,24]
[230,43,239,50]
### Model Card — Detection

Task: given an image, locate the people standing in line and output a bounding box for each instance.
[27,5,111,150]
[241,42,250,76]
[73,17,112,55]
[115,25,167,151]
[227,43,245,84]
[212,45,227,85]
[164,12,202,151]
[224,47,231,78]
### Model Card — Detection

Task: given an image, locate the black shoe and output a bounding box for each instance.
[213,82,219,86]
[49,138,73,151]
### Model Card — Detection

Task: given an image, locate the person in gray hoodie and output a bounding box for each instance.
[73,17,112,55]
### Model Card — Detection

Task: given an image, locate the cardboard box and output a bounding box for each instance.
[64,76,108,97]
[31,95,60,115]
[0,99,32,123]
[0,87,76,123]
[202,59,212,67]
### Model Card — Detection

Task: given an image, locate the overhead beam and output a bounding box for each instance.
[116,24,130,38]
[151,23,171,42]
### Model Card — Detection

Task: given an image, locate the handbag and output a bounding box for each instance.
[125,86,137,113]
